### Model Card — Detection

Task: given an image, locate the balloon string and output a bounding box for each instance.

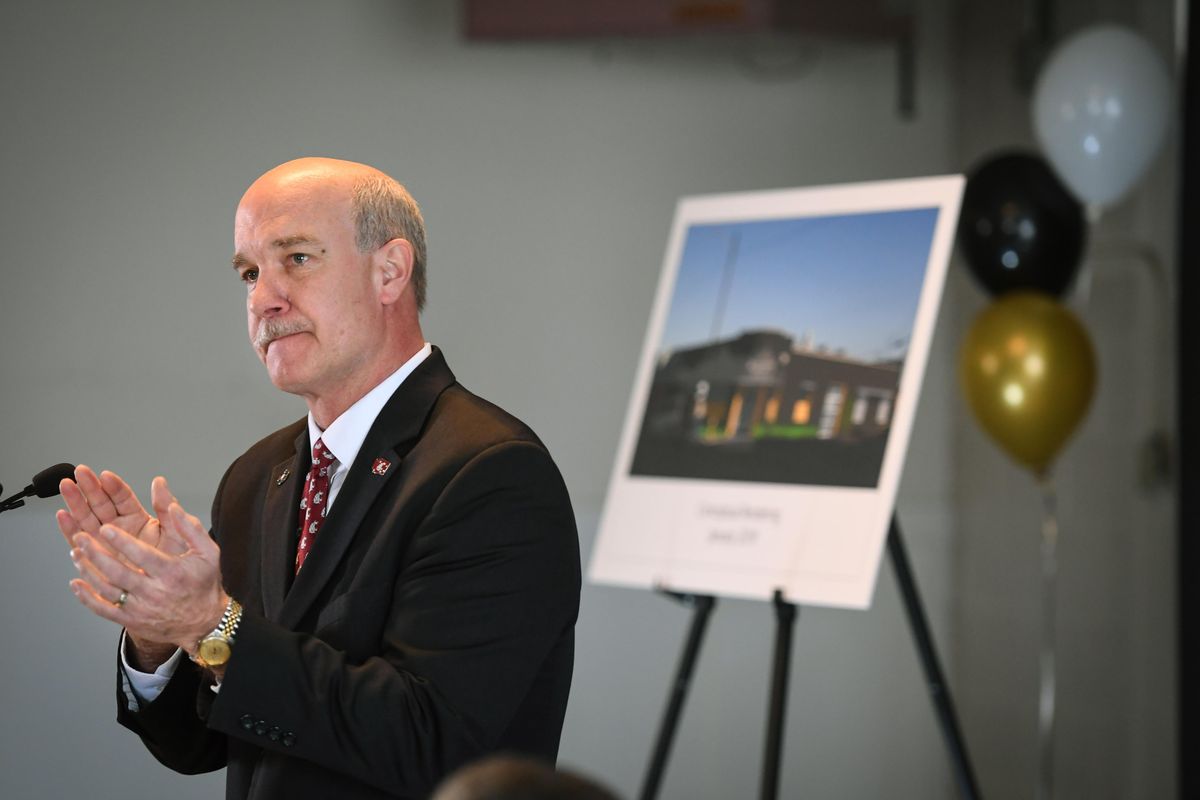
[1037,472,1058,800]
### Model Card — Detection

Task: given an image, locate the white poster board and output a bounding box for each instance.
[589,176,964,609]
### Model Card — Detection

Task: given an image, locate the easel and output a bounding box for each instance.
[638,515,982,800]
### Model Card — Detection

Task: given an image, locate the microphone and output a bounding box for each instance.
[0,463,76,514]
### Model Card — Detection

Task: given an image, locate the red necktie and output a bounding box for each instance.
[296,437,335,573]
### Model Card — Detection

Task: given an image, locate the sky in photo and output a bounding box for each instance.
[659,207,941,363]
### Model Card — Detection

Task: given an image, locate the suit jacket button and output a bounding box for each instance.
[254,720,268,736]
[282,732,296,748]
[239,714,254,731]
[267,726,281,742]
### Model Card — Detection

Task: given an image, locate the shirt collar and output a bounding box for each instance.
[306,342,432,468]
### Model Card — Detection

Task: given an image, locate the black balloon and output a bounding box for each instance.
[957,151,1086,298]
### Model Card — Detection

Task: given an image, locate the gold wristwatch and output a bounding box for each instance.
[194,597,243,668]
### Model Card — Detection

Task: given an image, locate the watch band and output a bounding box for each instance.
[215,598,243,641]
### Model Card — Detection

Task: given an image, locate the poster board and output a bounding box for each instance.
[589,176,964,608]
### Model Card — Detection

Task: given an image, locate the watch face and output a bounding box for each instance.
[198,638,231,667]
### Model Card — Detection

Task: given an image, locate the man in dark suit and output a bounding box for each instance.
[56,158,581,799]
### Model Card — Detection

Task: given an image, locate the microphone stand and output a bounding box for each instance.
[0,497,26,514]
[0,483,28,514]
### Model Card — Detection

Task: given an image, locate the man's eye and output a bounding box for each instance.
[289,253,309,265]
[240,268,259,284]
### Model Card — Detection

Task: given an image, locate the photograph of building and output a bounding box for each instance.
[630,208,940,487]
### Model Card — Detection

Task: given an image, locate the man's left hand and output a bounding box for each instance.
[69,488,228,654]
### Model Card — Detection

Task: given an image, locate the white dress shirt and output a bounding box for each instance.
[120,343,432,708]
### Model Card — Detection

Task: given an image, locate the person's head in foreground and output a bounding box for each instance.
[432,755,620,800]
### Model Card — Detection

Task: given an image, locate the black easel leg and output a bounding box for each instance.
[760,589,798,800]
[888,516,982,800]
[639,592,716,800]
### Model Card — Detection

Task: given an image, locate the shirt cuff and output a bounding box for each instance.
[118,629,184,710]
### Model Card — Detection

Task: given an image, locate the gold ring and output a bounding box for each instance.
[115,590,129,608]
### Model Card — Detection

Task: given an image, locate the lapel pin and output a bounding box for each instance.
[371,458,392,477]
[276,468,291,486]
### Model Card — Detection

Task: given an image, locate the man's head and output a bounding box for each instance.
[233,157,427,426]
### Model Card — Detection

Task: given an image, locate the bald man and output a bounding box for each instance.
[58,159,581,800]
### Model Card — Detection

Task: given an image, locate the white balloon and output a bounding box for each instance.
[1033,25,1172,210]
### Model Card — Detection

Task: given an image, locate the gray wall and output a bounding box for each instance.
[949,0,1179,797]
[0,0,1176,798]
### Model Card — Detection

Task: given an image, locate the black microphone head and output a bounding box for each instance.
[31,463,77,498]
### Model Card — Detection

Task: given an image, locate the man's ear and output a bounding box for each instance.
[375,238,414,306]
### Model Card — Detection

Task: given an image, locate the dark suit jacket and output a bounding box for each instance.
[116,349,581,799]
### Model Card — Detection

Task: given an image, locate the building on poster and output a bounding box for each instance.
[633,328,901,487]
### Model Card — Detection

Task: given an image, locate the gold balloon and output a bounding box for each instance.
[960,291,1096,475]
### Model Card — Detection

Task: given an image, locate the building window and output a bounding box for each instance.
[726,393,744,437]
[818,385,844,439]
[792,398,811,425]
[852,397,868,425]
[765,392,781,425]
[693,380,710,421]
[876,397,892,426]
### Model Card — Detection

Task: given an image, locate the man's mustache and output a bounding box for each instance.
[253,319,312,352]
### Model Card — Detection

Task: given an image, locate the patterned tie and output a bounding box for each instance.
[296,437,336,573]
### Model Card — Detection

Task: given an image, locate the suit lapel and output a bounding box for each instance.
[278,348,457,629]
[259,428,307,622]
